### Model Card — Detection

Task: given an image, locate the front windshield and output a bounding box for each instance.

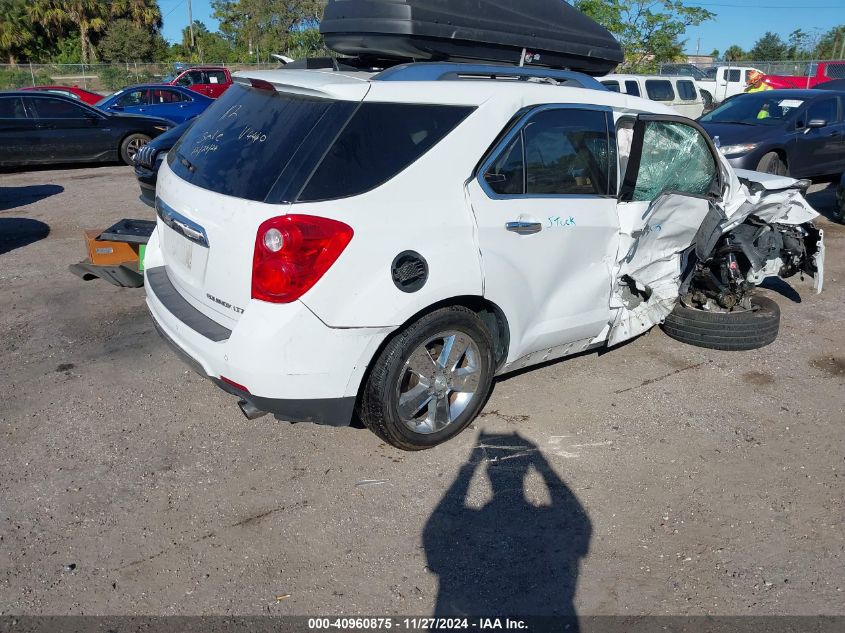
[699,94,804,125]
[94,91,120,107]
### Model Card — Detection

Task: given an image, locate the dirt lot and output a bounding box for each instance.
[0,165,843,617]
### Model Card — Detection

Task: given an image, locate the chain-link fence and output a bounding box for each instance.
[0,62,286,93]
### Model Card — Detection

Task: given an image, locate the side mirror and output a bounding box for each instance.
[807,118,827,129]
[484,172,507,184]
[110,104,124,111]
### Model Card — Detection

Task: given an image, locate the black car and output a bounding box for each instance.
[698,89,845,177]
[133,120,191,207]
[0,91,173,167]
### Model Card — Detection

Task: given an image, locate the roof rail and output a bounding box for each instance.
[373,62,607,91]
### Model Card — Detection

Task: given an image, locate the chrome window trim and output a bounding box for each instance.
[476,103,617,201]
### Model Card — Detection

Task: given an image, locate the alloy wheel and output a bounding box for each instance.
[396,331,482,434]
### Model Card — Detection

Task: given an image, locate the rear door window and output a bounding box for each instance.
[298,103,474,202]
[151,88,189,103]
[677,80,697,101]
[28,97,89,119]
[0,97,27,118]
[645,80,675,101]
[168,83,356,202]
[727,69,742,83]
[602,81,620,92]
[625,80,641,96]
[825,64,845,79]
[206,70,228,84]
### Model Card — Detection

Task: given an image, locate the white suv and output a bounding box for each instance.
[144,63,824,450]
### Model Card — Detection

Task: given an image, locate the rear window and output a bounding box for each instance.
[625,80,641,96]
[646,80,675,101]
[677,80,697,101]
[601,81,620,92]
[827,64,845,79]
[168,83,355,202]
[298,103,474,202]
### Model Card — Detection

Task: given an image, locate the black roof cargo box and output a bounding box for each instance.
[320,0,623,76]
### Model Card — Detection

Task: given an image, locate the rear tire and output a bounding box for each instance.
[120,133,151,165]
[661,296,780,351]
[359,306,495,451]
[756,152,788,176]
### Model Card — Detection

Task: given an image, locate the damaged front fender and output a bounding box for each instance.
[608,169,824,347]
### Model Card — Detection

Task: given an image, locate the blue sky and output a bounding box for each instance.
[159,0,845,57]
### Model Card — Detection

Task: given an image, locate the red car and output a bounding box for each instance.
[165,66,232,99]
[21,85,102,105]
[762,60,845,89]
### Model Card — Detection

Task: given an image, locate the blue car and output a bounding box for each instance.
[95,84,213,124]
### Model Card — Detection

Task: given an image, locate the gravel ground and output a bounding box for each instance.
[0,166,843,617]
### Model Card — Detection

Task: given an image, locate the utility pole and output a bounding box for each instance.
[187,0,195,50]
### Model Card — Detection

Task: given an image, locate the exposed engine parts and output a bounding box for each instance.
[683,216,821,312]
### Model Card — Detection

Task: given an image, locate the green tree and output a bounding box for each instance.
[0,0,34,64]
[287,27,329,59]
[111,0,162,30]
[29,0,109,64]
[723,45,745,62]
[749,32,788,61]
[211,0,326,59]
[814,25,845,59]
[786,29,816,60]
[54,33,83,63]
[709,48,719,59]
[99,18,156,62]
[575,0,714,71]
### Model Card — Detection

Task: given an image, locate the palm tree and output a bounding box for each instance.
[29,0,109,64]
[112,0,163,30]
[0,0,32,64]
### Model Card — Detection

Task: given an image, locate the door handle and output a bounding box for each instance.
[505,221,542,235]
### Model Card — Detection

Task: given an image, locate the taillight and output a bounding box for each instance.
[252,215,353,303]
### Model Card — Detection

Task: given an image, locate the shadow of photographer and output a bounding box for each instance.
[424,432,591,620]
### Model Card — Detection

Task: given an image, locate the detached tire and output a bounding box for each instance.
[119,133,151,165]
[661,296,780,351]
[756,152,788,176]
[359,306,495,451]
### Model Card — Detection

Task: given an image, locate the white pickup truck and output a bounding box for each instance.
[696,66,762,106]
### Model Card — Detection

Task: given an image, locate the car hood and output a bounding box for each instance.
[699,122,783,146]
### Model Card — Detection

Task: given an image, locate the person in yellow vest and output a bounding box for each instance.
[757,102,771,119]
[745,70,772,93]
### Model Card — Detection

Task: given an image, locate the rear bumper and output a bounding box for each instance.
[143,232,392,425]
[151,316,355,425]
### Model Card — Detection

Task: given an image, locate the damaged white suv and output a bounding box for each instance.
[144,63,824,450]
